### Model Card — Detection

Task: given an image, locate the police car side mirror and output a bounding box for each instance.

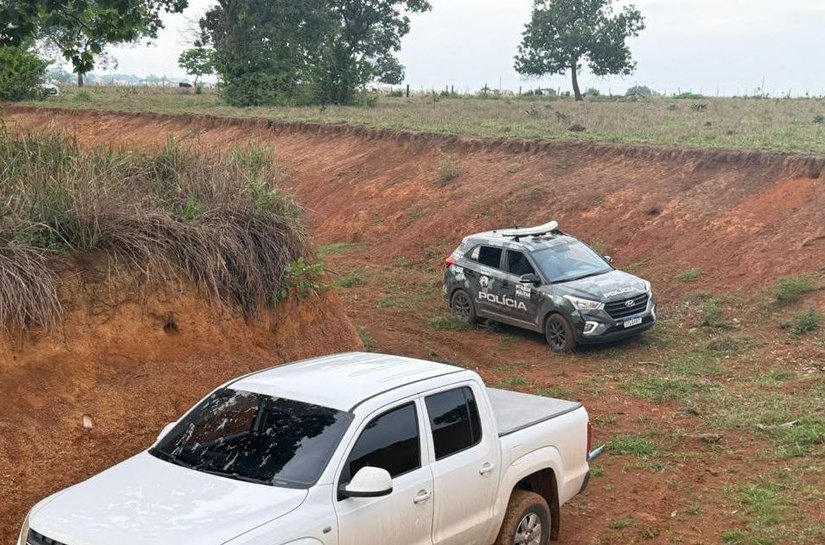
[519,273,541,285]
[603,255,614,265]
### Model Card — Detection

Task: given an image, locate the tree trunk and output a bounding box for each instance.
[570,59,582,101]
[77,72,84,87]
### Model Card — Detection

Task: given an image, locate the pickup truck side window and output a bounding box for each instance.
[425,387,482,461]
[341,402,420,486]
[469,245,503,269]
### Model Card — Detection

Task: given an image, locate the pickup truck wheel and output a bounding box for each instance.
[545,314,575,353]
[450,289,478,324]
[495,490,551,545]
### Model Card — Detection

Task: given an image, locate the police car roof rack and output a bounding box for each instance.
[499,221,559,241]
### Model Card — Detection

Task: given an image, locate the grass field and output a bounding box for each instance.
[16,86,825,155]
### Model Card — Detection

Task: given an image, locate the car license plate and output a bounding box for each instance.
[623,317,642,328]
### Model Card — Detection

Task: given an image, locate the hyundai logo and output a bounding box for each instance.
[625,299,635,308]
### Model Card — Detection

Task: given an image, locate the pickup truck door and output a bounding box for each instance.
[334,400,434,545]
[423,384,501,545]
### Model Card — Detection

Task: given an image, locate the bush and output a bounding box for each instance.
[0,130,310,330]
[775,276,819,302]
[584,87,601,97]
[626,85,653,98]
[792,309,822,337]
[0,46,48,102]
[673,92,704,99]
[436,152,461,185]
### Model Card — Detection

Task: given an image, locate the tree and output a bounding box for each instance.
[314,0,431,105]
[0,46,48,101]
[178,47,214,86]
[515,0,645,102]
[2,0,187,86]
[200,0,330,106]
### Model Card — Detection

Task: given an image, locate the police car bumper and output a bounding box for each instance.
[574,303,657,344]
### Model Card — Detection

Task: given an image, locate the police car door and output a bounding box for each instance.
[501,249,541,327]
[468,245,508,318]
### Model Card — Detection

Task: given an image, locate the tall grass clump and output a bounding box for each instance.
[0,129,310,330]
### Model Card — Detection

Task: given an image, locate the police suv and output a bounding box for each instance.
[443,221,656,352]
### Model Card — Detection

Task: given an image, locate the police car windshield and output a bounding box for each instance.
[532,240,612,283]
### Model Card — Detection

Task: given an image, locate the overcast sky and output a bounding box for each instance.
[97,0,825,96]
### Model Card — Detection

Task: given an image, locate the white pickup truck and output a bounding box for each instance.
[18,352,593,545]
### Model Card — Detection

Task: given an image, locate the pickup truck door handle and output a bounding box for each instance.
[413,489,432,504]
[479,462,496,476]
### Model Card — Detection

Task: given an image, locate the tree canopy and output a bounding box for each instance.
[178,47,214,86]
[199,0,431,106]
[1,0,187,86]
[515,0,645,101]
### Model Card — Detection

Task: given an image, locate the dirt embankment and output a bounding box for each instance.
[5,105,824,295]
[0,260,360,542]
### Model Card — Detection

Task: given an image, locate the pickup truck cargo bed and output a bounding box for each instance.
[487,387,582,436]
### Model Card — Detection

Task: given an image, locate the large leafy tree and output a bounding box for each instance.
[515,0,645,101]
[1,0,187,86]
[200,0,430,106]
[314,0,431,105]
[200,0,329,106]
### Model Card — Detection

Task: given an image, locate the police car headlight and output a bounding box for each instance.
[18,510,30,545]
[643,280,652,293]
[563,295,604,311]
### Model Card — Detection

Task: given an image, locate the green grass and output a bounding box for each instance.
[624,376,705,403]
[317,242,362,256]
[336,273,366,288]
[608,436,658,456]
[774,276,819,302]
[791,309,822,337]
[675,268,702,283]
[19,87,825,155]
[427,314,472,331]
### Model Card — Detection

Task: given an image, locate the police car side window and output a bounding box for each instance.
[507,251,536,277]
[474,246,502,269]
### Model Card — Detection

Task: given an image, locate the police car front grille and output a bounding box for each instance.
[605,294,649,319]
[28,530,68,545]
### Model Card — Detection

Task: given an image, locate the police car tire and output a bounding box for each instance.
[450,289,478,324]
[545,314,575,353]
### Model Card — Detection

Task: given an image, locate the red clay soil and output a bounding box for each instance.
[0,259,361,544]
[3,106,825,545]
[4,106,823,295]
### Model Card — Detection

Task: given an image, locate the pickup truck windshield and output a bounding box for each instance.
[150,388,352,488]
[532,239,612,283]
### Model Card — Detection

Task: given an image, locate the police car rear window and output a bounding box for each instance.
[470,246,502,269]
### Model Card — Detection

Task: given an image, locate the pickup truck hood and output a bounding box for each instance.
[29,452,307,545]
[553,270,648,302]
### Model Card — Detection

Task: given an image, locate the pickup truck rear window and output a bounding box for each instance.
[150,388,352,489]
[425,387,482,460]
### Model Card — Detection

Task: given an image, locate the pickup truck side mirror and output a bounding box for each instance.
[157,422,176,442]
[603,255,614,265]
[341,467,393,499]
[519,273,541,285]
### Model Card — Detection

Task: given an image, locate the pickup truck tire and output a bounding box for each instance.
[494,490,551,545]
[450,289,478,324]
[544,314,575,353]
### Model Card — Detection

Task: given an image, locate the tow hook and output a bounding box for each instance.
[588,445,605,461]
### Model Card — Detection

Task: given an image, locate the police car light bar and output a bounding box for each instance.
[500,220,559,239]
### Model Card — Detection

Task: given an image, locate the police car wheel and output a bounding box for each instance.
[545,314,575,353]
[450,289,478,324]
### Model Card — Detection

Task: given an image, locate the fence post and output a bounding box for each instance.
[406,84,410,98]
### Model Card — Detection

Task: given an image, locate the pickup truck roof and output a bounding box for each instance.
[231,352,466,411]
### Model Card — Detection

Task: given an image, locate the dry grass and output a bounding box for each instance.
[18,86,825,155]
[0,129,309,330]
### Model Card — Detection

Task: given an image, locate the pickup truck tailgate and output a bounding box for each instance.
[487,388,582,436]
